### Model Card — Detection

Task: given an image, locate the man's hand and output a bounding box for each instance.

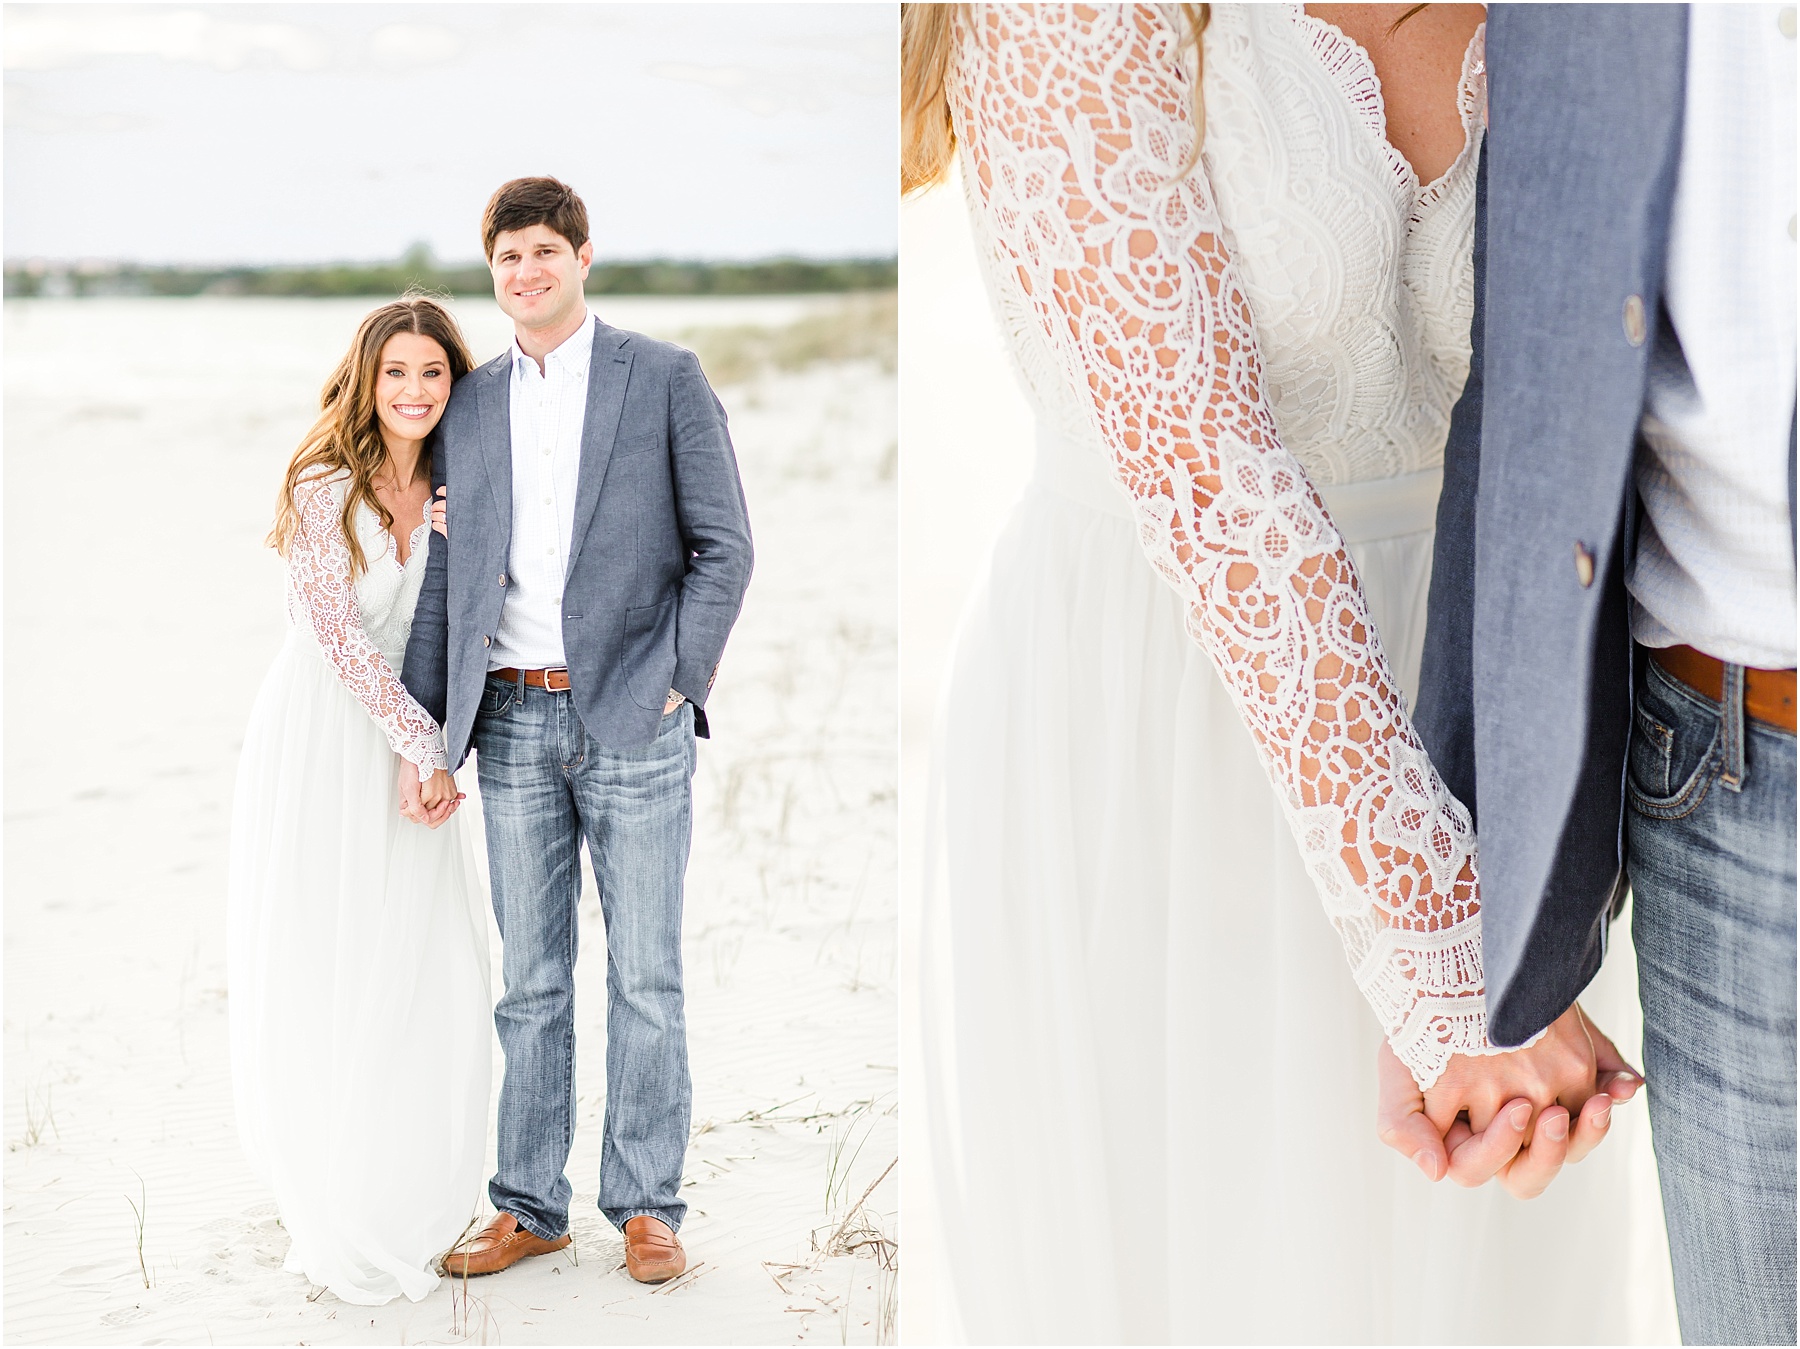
[398,761,463,828]
[1376,1003,1643,1198]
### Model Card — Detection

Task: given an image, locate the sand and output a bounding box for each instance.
[4,293,898,1345]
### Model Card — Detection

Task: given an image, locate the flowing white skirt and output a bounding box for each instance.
[227,634,492,1306]
[922,436,1677,1344]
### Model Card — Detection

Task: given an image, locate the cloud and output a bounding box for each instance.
[5,7,331,73]
[366,23,461,71]
[645,61,827,118]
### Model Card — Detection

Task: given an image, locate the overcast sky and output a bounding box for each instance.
[4,3,897,265]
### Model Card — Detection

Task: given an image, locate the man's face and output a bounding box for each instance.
[488,224,593,331]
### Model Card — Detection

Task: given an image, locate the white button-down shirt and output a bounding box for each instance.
[1629,3,1797,668]
[490,309,596,671]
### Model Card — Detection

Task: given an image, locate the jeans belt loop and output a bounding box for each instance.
[1721,661,1747,792]
[515,665,526,703]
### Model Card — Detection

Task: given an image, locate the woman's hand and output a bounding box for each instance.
[419,766,461,810]
[399,764,464,828]
[1377,1004,1644,1198]
[430,485,448,537]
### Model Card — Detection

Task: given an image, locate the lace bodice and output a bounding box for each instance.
[285,473,447,780]
[948,3,1497,1087]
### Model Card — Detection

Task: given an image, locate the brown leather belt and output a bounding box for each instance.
[490,666,571,692]
[1650,645,1796,733]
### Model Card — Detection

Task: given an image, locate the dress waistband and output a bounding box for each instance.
[1029,426,1444,544]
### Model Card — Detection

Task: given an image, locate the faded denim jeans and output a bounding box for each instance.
[1628,654,1796,1346]
[473,674,694,1238]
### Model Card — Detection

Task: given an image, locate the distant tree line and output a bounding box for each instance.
[4,249,897,300]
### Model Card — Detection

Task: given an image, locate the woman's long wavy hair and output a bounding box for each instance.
[268,295,474,577]
[901,3,1211,196]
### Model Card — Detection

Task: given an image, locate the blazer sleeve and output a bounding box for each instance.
[1414,141,1486,824]
[667,348,754,706]
[401,433,452,730]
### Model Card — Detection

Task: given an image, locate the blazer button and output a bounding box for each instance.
[1622,294,1646,347]
[483,634,492,648]
[498,573,507,587]
[1574,542,1596,588]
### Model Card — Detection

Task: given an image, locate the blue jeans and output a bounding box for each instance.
[1628,654,1796,1346]
[472,674,695,1238]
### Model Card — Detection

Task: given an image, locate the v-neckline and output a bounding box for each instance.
[365,499,430,572]
[1291,6,1485,206]
[387,517,430,570]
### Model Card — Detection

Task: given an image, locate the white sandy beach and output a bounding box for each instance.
[4,293,898,1345]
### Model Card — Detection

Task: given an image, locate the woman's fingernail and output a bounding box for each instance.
[1509,1102,1531,1131]
[1545,1111,1568,1141]
[1413,1152,1438,1181]
[1594,1101,1612,1126]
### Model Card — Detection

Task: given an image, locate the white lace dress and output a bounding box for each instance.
[227,472,491,1305]
[923,5,1673,1341]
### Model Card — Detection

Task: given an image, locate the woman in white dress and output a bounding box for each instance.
[228,297,493,1305]
[905,5,1674,1342]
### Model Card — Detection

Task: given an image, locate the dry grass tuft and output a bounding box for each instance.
[126,1173,151,1289]
[15,1081,59,1151]
[680,293,897,386]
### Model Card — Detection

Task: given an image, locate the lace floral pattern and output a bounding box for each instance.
[286,474,447,781]
[948,3,1496,1088]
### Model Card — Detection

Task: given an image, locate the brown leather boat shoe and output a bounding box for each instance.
[622,1215,686,1283]
[442,1212,570,1277]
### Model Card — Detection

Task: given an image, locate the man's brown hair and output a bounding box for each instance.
[481,176,590,260]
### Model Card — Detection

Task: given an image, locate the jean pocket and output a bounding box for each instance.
[479,682,515,717]
[1627,703,1675,799]
[1628,675,1719,820]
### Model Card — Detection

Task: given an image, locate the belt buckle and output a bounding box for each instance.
[544,667,570,692]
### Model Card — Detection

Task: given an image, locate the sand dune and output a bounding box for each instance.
[4,294,897,1345]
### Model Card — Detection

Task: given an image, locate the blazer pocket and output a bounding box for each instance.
[612,432,662,460]
[622,597,678,710]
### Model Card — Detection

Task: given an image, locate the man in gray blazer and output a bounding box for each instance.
[1396,7,1794,1343]
[401,177,752,1285]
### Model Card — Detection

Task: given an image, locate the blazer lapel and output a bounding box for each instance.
[476,351,513,555]
[567,321,633,577]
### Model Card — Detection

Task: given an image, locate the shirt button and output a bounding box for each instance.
[1780,6,1795,38]
[1622,294,1646,347]
[1574,542,1596,588]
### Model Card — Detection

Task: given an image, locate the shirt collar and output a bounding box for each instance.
[511,307,595,379]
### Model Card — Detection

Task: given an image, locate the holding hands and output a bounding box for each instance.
[1378,1004,1644,1199]
[398,762,464,829]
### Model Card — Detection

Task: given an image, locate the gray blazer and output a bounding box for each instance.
[1415,4,1689,1045]
[403,320,753,766]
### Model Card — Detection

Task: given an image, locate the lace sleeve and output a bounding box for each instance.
[953,4,1503,1089]
[288,478,448,781]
